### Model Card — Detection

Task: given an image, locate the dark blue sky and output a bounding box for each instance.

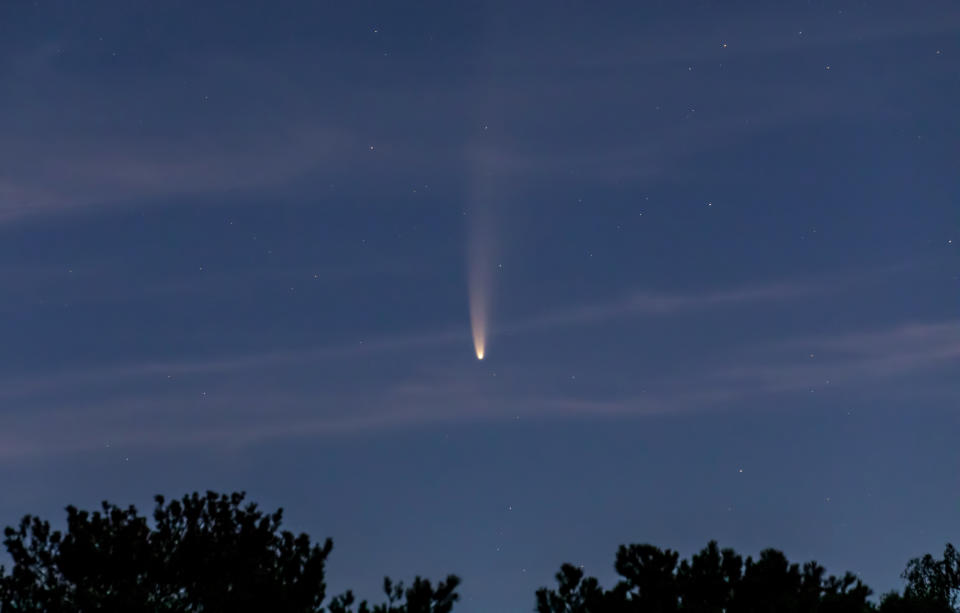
[1,1,957,610]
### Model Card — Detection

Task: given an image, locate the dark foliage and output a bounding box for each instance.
[0,491,458,613]
[537,540,874,613]
[328,576,461,613]
[538,540,960,613]
[1,490,954,613]
[878,544,959,613]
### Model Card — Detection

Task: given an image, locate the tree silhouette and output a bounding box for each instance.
[328,576,461,613]
[1,491,954,613]
[615,544,681,611]
[535,563,619,613]
[537,541,873,613]
[675,540,741,612]
[0,491,458,613]
[878,543,959,613]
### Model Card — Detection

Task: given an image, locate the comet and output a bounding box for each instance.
[464,96,501,360]
[470,284,487,360]
[467,200,495,361]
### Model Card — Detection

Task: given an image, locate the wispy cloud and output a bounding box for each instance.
[503,281,819,333]
[377,319,960,427]
[3,3,944,224]
[0,258,953,460]
[0,121,346,222]
[4,317,953,460]
[0,276,820,401]
[712,321,960,391]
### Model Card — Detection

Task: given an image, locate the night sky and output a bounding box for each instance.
[1,1,958,610]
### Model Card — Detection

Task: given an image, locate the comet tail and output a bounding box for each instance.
[467,202,494,361]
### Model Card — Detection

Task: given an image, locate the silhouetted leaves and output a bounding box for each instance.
[537,541,874,613]
[0,491,954,612]
[878,544,959,613]
[535,563,616,613]
[329,575,461,613]
[676,541,741,613]
[0,491,459,613]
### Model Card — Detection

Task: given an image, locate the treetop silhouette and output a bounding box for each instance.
[0,491,458,613]
[537,540,958,613]
[0,491,954,612]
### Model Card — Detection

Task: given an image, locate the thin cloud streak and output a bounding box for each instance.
[3,318,955,459]
[2,4,937,224]
[0,326,468,401]
[711,321,960,390]
[0,259,954,461]
[502,281,820,334]
[0,123,347,222]
[0,276,822,400]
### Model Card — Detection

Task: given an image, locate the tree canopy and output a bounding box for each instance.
[536,541,873,613]
[0,491,458,613]
[0,491,954,612]
[537,541,959,613]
